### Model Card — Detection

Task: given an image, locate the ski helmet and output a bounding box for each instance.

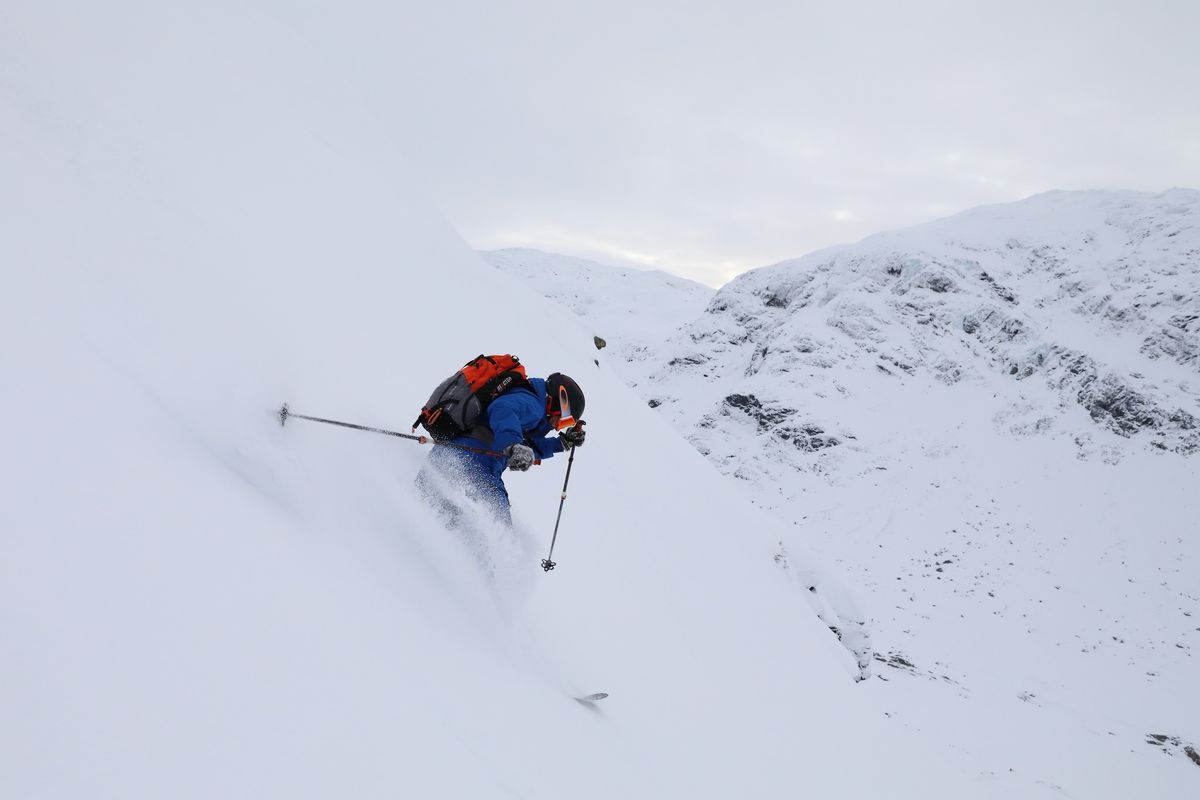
[546,373,585,426]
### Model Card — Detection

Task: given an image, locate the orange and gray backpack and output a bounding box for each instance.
[413,354,532,442]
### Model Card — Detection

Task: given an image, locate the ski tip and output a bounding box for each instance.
[575,692,608,704]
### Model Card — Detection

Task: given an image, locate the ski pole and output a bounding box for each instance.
[278,403,515,460]
[541,434,580,572]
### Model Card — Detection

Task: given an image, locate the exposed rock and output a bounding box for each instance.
[1146,734,1200,768]
[721,393,842,452]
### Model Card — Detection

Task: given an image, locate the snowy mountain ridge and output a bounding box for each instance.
[482,247,714,367]
[650,188,1200,475]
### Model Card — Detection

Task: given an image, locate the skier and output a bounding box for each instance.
[415,372,586,527]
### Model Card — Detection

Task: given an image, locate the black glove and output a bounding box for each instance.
[505,443,535,471]
[559,423,586,449]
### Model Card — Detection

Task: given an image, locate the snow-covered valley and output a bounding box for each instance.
[489,192,1200,795]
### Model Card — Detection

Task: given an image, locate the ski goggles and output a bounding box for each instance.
[549,384,578,431]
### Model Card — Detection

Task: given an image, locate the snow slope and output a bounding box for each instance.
[0,4,983,798]
[496,195,1200,794]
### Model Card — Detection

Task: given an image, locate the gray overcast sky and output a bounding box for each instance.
[325,0,1200,286]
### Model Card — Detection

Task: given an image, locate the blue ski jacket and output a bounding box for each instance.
[453,377,565,462]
